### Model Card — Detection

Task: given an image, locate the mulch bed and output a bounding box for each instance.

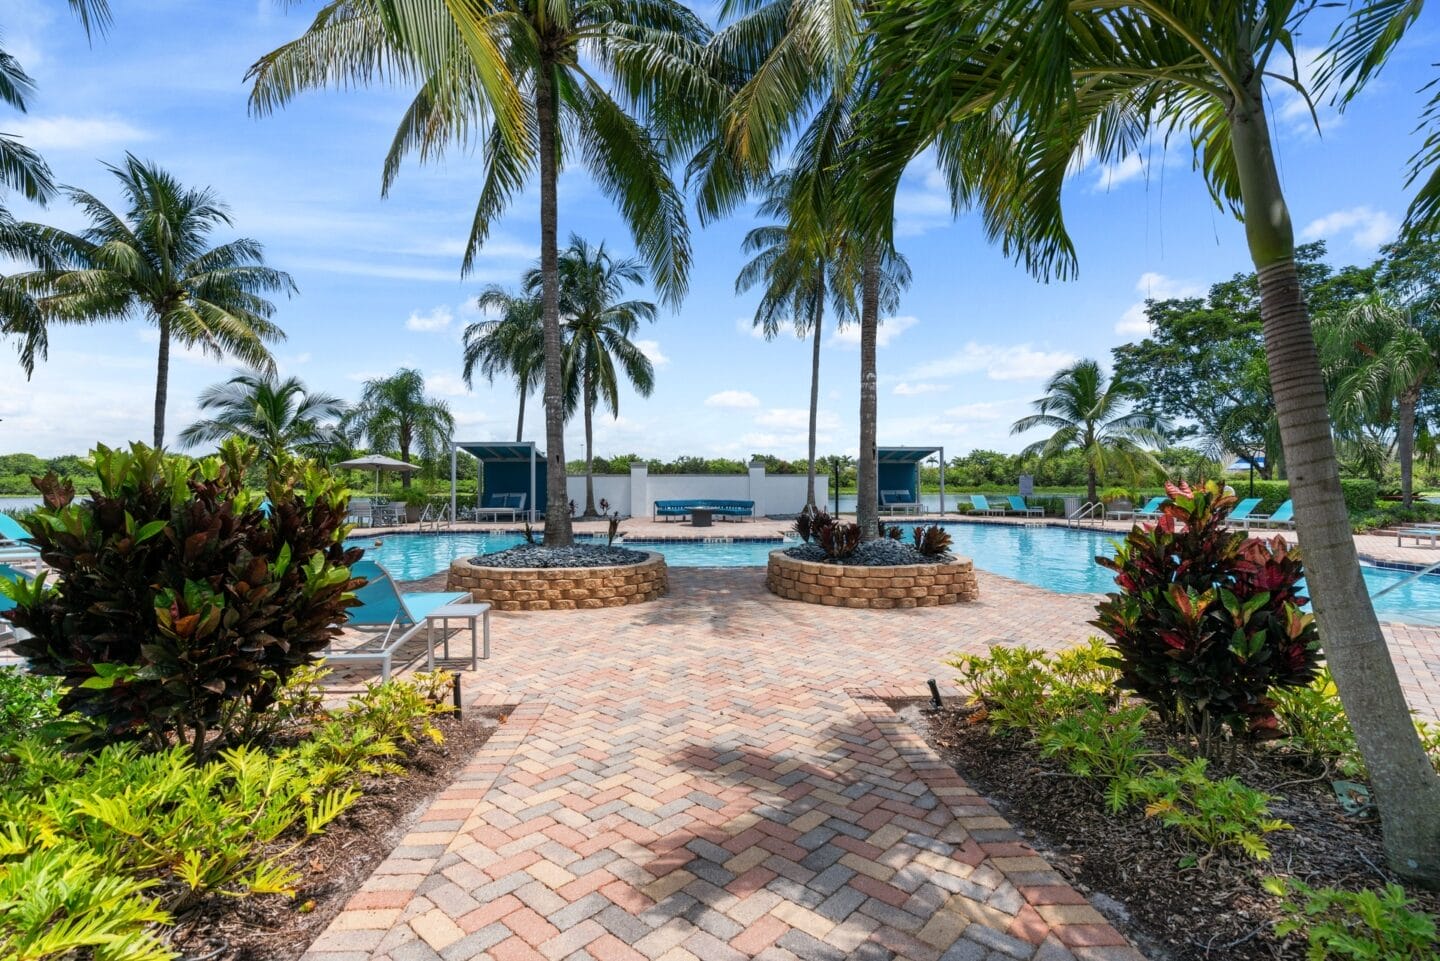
[895,700,1440,961]
[169,707,509,961]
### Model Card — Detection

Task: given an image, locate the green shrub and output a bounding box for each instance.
[1094,481,1323,745]
[1127,756,1290,863]
[1272,669,1440,778]
[1227,477,1378,514]
[0,667,61,735]
[948,638,1119,734]
[3,441,361,758]
[1264,877,1438,960]
[1036,696,1150,811]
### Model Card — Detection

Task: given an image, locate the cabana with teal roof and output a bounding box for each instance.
[877,446,945,514]
[450,441,548,522]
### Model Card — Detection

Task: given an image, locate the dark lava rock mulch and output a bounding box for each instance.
[898,701,1440,961]
[784,539,947,566]
[471,543,648,568]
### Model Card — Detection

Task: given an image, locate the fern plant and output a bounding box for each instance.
[1127,756,1290,864]
[1264,877,1439,960]
[1037,697,1150,812]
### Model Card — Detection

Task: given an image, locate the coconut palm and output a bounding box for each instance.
[7,155,293,446]
[179,368,348,469]
[345,368,455,489]
[1320,295,1440,508]
[528,235,655,517]
[736,173,858,510]
[1011,360,1168,506]
[463,287,545,442]
[859,0,1440,881]
[248,0,717,545]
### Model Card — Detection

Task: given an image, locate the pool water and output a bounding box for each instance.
[346,525,1440,626]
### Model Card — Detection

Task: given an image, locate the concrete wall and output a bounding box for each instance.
[561,463,827,518]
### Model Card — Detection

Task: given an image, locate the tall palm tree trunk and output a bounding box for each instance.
[153,316,171,448]
[536,66,572,546]
[857,251,880,540]
[516,373,529,443]
[400,429,413,489]
[583,375,598,517]
[1399,388,1418,509]
[1232,87,1440,883]
[1086,466,1098,507]
[805,291,824,511]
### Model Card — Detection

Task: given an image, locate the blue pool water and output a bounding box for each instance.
[346,526,1440,625]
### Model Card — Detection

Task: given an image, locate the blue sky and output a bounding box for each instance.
[3,0,1439,461]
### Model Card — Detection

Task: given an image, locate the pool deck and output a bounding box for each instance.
[303,562,1440,961]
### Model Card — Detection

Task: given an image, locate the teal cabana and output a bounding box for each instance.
[877,446,945,515]
[450,441,548,522]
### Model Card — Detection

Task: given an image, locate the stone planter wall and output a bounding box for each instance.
[447,551,667,611]
[766,549,978,608]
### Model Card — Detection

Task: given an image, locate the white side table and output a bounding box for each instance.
[424,602,492,671]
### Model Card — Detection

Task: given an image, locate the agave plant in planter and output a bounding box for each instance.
[816,516,862,559]
[913,525,953,557]
[1092,480,1322,749]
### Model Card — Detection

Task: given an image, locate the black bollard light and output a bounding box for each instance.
[452,671,463,719]
[927,678,942,709]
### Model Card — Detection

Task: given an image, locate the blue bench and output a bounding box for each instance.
[653,499,755,522]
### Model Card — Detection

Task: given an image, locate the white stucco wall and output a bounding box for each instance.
[562,466,828,518]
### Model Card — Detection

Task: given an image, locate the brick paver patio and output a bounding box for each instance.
[305,567,1440,961]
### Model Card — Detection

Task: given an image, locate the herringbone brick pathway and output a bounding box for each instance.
[305,566,1440,961]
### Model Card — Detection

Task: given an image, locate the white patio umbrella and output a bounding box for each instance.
[334,454,420,495]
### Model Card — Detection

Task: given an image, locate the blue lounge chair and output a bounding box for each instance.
[1397,527,1440,547]
[0,515,41,566]
[1226,497,1263,525]
[0,562,31,646]
[1007,496,1044,517]
[1242,499,1294,529]
[1111,496,1166,521]
[968,495,1007,517]
[324,560,473,681]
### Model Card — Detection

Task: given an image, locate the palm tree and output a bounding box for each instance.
[178,368,348,470]
[1320,295,1440,508]
[736,173,858,510]
[1011,360,1168,506]
[463,287,545,442]
[346,368,455,489]
[8,155,293,446]
[248,0,717,546]
[531,235,656,517]
[859,0,1440,881]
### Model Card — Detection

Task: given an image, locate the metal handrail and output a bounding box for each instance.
[1067,501,1106,529]
[1370,557,1440,600]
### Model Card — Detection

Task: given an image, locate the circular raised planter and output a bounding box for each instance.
[766,548,979,608]
[447,550,667,611]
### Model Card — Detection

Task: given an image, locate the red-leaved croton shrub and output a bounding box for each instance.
[1092,480,1322,743]
[1,440,361,758]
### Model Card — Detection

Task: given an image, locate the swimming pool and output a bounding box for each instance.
[346,525,1440,625]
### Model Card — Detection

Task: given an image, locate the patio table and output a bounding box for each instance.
[690,508,713,527]
[424,602,492,671]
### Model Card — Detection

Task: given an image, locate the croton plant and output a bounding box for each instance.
[1092,480,1322,741]
[2,440,362,757]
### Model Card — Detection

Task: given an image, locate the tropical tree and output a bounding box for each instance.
[1320,295,1440,507]
[7,155,293,446]
[736,173,858,510]
[345,368,455,488]
[1011,360,1168,505]
[249,0,717,545]
[464,287,545,442]
[532,235,655,517]
[178,368,348,471]
[860,0,1440,881]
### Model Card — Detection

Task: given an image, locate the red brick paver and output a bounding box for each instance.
[305,566,1440,961]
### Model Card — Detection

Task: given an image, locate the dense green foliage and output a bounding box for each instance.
[0,667,61,735]
[1265,878,1439,960]
[2,441,360,758]
[1094,482,1323,743]
[0,668,453,961]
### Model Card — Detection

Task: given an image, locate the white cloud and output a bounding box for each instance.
[426,373,472,397]
[894,161,953,237]
[943,401,1015,421]
[1115,271,1204,335]
[907,342,1078,382]
[829,315,918,349]
[754,408,839,431]
[405,306,453,333]
[734,316,768,339]
[635,339,669,367]
[1301,206,1398,251]
[1273,45,1341,133]
[291,257,486,283]
[893,382,949,396]
[135,329,226,366]
[1095,154,1145,191]
[6,115,149,151]
[704,390,760,409]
